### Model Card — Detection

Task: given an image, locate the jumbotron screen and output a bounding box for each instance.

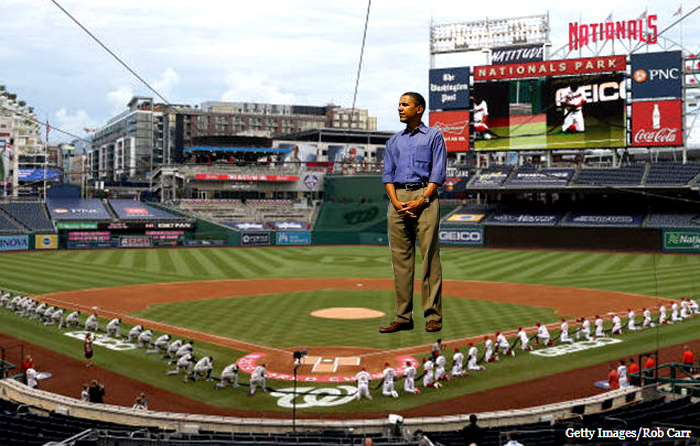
[473,72,626,151]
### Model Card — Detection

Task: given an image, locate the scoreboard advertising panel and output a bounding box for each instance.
[473,56,626,151]
[429,110,470,152]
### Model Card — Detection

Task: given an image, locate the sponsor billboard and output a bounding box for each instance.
[491,44,544,65]
[663,229,700,253]
[428,67,470,110]
[35,234,58,250]
[508,169,574,186]
[194,174,298,182]
[119,236,153,248]
[56,222,98,230]
[438,228,484,246]
[241,232,271,246]
[474,55,625,81]
[276,231,311,246]
[17,168,61,182]
[631,100,683,147]
[429,110,470,152]
[270,221,308,231]
[488,213,562,226]
[446,213,485,224]
[631,51,682,99]
[564,213,644,227]
[474,73,626,151]
[0,235,28,252]
[232,222,266,231]
[471,170,510,187]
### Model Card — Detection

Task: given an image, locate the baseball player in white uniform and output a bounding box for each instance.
[496,331,513,356]
[166,352,193,376]
[84,313,99,332]
[517,327,533,350]
[559,319,574,344]
[106,318,122,338]
[403,361,420,394]
[671,302,682,322]
[137,329,153,349]
[61,310,81,329]
[189,356,214,382]
[484,336,497,362]
[611,314,622,335]
[467,343,484,371]
[595,315,605,338]
[176,341,194,361]
[473,97,492,139]
[381,362,398,398]
[577,318,593,341]
[166,339,183,362]
[0,292,10,308]
[7,295,21,311]
[618,360,629,388]
[422,357,438,388]
[19,298,34,317]
[535,322,552,346]
[25,367,38,389]
[627,309,639,331]
[434,353,448,381]
[47,308,64,326]
[560,84,586,132]
[128,325,143,343]
[249,364,267,395]
[642,308,653,328]
[42,306,56,323]
[451,348,466,377]
[659,305,668,324]
[689,298,700,314]
[355,367,372,400]
[149,334,171,354]
[33,302,46,320]
[680,298,691,319]
[217,362,240,388]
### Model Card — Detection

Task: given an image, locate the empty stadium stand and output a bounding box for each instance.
[569,164,647,187]
[0,203,55,233]
[645,163,700,187]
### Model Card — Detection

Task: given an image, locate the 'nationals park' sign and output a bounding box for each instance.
[474,56,625,81]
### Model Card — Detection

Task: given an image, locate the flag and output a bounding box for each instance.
[46,120,50,142]
[605,13,613,22]
[638,10,647,20]
[673,6,682,16]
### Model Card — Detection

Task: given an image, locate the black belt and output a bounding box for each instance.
[395,182,427,191]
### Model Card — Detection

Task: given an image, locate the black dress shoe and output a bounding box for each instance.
[379,319,414,333]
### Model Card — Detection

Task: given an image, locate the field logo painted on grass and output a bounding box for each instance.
[238,353,419,382]
[64,331,137,351]
[270,385,358,408]
[531,337,622,357]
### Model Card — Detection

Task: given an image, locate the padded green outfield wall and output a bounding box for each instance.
[313,175,459,245]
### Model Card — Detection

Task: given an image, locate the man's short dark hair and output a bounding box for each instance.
[402,92,426,110]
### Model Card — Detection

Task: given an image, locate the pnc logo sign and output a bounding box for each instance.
[632,68,680,83]
[631,51,682,99]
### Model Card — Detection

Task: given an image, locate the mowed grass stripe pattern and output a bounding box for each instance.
[132,290,561,349]
[0,247,697,299]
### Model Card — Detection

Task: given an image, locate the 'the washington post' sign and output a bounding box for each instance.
[429,67,470,111]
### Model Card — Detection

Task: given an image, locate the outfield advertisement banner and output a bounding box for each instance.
[34,234,58,250]
[663,230,700,253]
[241,232,271,246]
[631,51,682,100]
[508,169,574,186]
[429,110,470,152]
[428,66,470,110]
[0,235,29,252]
[564,213,644,227]
[276,232,311,246]
[56,222,98,230]
[446,213,485,224]
[631,100,683,147]
[487,213,562,226]
[438,228,484,246]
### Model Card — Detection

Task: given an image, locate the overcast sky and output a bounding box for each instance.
[1,0,697,142]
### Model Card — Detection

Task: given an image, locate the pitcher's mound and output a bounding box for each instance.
[311,307,385,320]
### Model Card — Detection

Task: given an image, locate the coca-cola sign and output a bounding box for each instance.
[631,100,682,147]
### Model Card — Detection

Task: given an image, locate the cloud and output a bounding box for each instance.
[153,67,179,99]
[221,73,295,104]
[106,86,134,113]
[53,108,99,141]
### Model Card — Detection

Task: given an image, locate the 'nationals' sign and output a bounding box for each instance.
[474,56,625,81]
[631,100,683,147]
[569,14,658,51]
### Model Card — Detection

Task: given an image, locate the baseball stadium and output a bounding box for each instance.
[2,3,700,446]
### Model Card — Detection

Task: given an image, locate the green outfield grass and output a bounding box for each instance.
[0,246,699,413]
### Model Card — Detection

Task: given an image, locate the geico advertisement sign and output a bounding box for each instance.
[555,80,624,106]
[439,229,483,245]
[632,100,682,147]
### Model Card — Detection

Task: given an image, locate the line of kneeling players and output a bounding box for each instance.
[355,299,700,400]
[0,291,267,396]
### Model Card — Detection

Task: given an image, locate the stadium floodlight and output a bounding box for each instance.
[430,14,549,55]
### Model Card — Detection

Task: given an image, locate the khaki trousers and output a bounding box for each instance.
[387,188,442,324]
